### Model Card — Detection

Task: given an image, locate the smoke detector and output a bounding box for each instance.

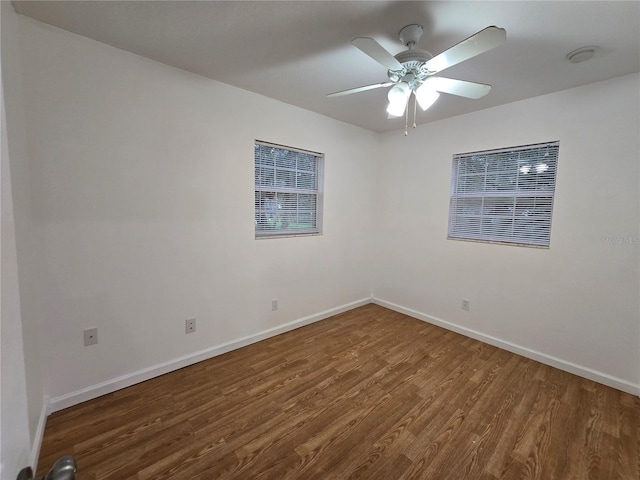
[566,46,598,64]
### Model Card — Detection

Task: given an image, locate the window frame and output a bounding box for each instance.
[448,141,559,248]
[254,140,324,239]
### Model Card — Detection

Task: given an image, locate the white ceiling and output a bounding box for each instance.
[12,1,640,133]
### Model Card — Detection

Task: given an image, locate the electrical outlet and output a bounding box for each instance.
[185,318,196,334]
[83,328,98,346]
[462,299,471,311]
[271,298,279,311]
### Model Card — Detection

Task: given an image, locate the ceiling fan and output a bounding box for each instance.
[328,24,506,131]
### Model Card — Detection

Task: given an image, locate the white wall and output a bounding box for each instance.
[1,3,47,476]
[11,14,378,406]
[1,38,32,480]
[374,73,640,392]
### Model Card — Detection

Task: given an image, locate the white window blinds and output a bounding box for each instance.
[255,141,323,238]
[448,141,559,248]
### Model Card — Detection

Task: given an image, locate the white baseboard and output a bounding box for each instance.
[373,297,640,397]
[29,395,50,471]
[49,297,373,413]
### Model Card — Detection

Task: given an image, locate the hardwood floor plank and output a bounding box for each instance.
[446,365,538,479]
[37,304,640,479]
[294,388,421,479]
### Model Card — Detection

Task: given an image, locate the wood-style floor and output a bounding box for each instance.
[37,304,639,479]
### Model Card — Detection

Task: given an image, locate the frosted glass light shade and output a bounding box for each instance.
[386,83,410,117]
[386,99,408,117]
[415,84,440,110]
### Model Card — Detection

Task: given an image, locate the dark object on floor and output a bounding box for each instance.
[17,456,76,480]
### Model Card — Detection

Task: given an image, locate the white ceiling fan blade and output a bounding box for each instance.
[425,77,491,99]
[424,26,506,74]
[352,37,404,71]
[327,81,394,97]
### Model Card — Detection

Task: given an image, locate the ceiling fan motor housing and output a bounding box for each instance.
[389,49,434,84]
[389,25,435,84]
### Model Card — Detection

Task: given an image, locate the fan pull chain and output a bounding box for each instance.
[403,95,418,136]
[413,95,417,129]
[404,99,409,136]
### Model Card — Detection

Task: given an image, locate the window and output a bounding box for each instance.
[448,141,559,248]
[255,141,323,238]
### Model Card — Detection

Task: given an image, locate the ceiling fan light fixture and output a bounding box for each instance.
[386,99,408,117]
[415,84,440,111]
[387,82,411,117]
[388,82,410,102]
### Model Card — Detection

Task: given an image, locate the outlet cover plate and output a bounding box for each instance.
[186,318,196,334]
[83,328,98,346]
